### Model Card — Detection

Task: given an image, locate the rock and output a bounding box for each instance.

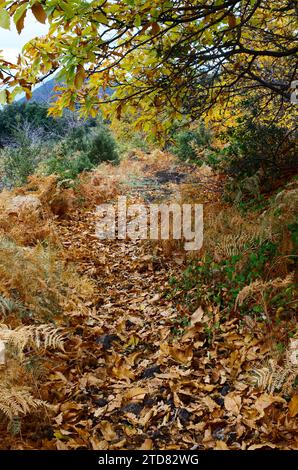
[6,195,42,216]
[214,396,224,406]
[212,427,225,441]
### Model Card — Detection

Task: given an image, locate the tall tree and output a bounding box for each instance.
[0,1,297,135]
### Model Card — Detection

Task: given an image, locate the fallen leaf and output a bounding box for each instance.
[248,443,278,450]
[99,421,117,441]
[224,393,242,415]
[202,396,219,412]
[140,438,153,449]
[288,395,298,418]
[190,306,204,326]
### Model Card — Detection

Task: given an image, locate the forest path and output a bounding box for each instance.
[47,157,226,450]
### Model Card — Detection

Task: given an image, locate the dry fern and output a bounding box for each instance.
[203,205,274,262]
[0,295,22,317]
[0,236,95,320]
[0,387,45,419]
[0,324,65,360]
[250,339,298,395]
[235,274,294,308]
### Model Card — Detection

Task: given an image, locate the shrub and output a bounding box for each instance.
[45,148,93,181]
[172,123,212,162]
[87,126,119,165]
[221,121,298,189]
[64,125,119,165]
[44,124,119,180]
[1,144,43,187]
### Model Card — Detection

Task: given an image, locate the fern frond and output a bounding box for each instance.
[0,324,65,359]
[0,387,45,419]
[250,339,298,394]
[235,274,294,308]
[0,295,24,318]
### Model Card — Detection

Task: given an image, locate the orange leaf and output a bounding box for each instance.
[288,395,298,418]
[151,22,160,35]
[74,64,85,89]
[32,3,47,24]
[228,14,236,28]
[15,11,26,34]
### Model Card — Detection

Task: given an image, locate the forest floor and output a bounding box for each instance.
[0,151,297,450]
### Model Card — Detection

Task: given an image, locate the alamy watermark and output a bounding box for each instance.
[95,196,203,251]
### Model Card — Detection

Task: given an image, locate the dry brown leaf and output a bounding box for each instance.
[190,306,204,326]
[140,438,153,450]
[288,395,298,418]
[202,396,219,412]
[99,421,117,441]
[124,387,148,400]
[90,437,108,450]
[224,393,242,415]
[254,393,286,418]
[248,443,278,450]
[215,441,229,450]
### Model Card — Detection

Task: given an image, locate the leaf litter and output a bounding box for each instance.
[0,153,297,450]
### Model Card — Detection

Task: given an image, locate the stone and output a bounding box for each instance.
[6,195,42,215]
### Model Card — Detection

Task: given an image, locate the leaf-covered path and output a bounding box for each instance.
[4,155,296,450]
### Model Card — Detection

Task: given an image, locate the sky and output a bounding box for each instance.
[0,11,48,63]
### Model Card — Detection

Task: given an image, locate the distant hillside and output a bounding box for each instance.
[20,78,57,105]
[20,79,112,105]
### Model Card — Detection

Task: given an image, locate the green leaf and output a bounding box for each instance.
[135,14,141,27]
[0,8,10,30]
[0,89,7,104]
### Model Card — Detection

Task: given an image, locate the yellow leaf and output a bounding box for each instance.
[94,12,109,25]
[54,430,70,441]
[0,8,10,30]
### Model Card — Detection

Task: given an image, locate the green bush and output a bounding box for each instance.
[172,123,212,162]
[1,146,41,187]
[44,123,119,180]
[44,148,93,181]
[0,126,45,186]
[222,121,298,186]
[169,240,280,317]
[64,125,119,165]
